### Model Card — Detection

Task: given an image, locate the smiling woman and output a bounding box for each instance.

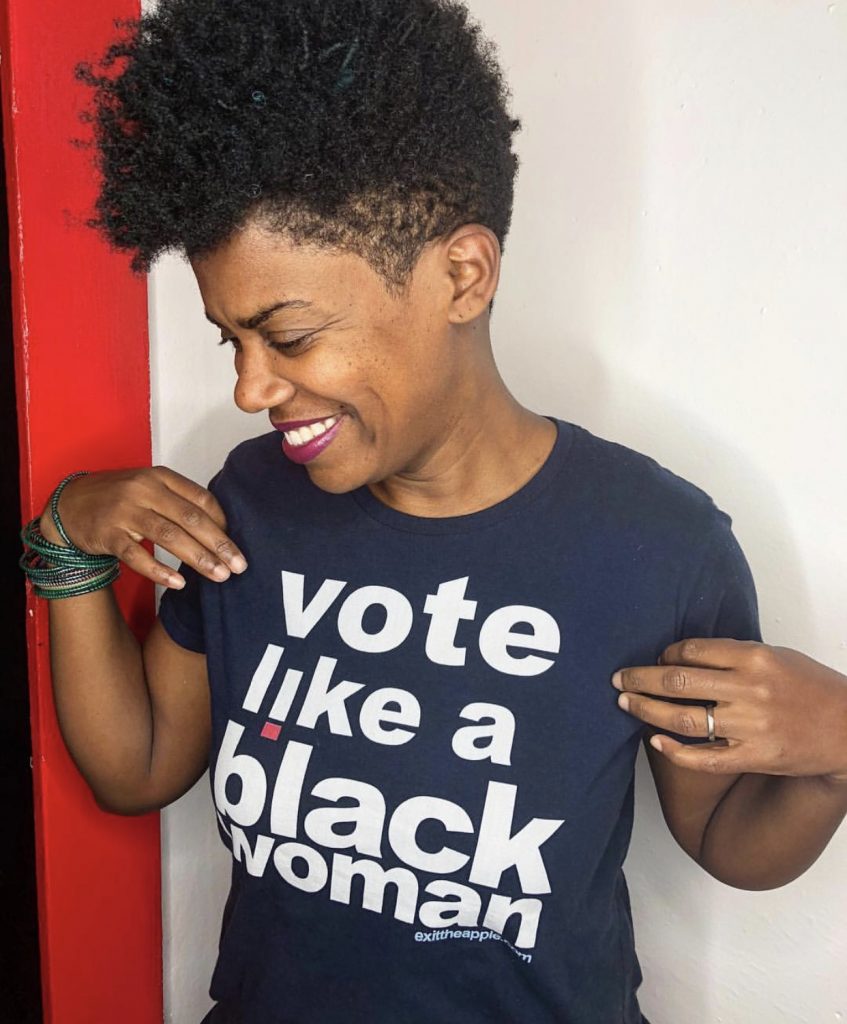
[19,1,847,1023]
[189,220,531,499]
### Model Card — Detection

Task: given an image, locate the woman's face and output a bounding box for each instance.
[191,220,481,494]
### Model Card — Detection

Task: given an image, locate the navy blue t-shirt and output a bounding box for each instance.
[159,419,760,1024]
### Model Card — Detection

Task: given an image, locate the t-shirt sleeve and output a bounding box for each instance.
[158,564,206,653]
[651,516,766,741]
[666,512,761,745]
[679,511,762,644]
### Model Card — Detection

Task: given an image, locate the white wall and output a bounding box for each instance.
[149,3,847,1022]
[149,257,257,1023]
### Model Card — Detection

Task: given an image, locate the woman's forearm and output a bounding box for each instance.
[699,772,847,890]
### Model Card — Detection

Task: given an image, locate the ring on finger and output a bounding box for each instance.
[705,704,716,743]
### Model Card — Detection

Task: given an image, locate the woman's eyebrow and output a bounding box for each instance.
[204,299,314,331]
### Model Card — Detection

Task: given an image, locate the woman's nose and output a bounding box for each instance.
[233,345,296,414]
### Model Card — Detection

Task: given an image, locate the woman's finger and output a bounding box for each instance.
[130,508,237,582]
[152,466,229,530]
[113,535,187,589]
[612,664,743,703]
[125,469,244,570]
[137,479,246,569]
[618,693,732,741]
[659,637,764,670]
[143,487,247,572]
[647,735,751,775]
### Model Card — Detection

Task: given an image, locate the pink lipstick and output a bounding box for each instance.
[272,414,344,465]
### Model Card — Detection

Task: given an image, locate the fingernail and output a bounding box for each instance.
[231,555,247,573]
[617,694,630,711]
[650,736,663,752]
[213,564,231,581]
[168,575,185,590]
[611,672,623,690]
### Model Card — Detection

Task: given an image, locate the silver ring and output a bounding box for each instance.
[706,704,716,742]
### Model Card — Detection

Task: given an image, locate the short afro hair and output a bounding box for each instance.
[77,0,522,292]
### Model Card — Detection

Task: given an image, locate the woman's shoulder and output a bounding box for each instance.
[561,419,730,538]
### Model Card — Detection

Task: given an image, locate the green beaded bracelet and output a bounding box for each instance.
[20,518,115,569]
[19,473,120,600]
[50,471,88,549]
[19,544,120,599]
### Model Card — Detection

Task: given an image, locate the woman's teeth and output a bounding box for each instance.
[284,415,340,447]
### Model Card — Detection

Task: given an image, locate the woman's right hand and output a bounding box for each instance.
[38,467,247,589]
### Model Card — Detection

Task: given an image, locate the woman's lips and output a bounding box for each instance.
[274,415,334,431]
[274,414,344,465]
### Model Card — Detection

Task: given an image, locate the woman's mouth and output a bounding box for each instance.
[274,414,344,465]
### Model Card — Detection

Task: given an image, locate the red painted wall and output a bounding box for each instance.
[0,1,163,1021]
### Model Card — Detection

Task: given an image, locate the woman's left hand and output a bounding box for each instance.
[613,639,847,782]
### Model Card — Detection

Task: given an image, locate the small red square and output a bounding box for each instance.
[260,722,282,741]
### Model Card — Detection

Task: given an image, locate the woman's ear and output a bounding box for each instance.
[443,224,501,324]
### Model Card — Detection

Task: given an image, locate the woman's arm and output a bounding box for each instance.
[696,770,847,890]
[36,467,247,814]
[645,742,847,890]
[617,640,847,889]
[48,589,211,815]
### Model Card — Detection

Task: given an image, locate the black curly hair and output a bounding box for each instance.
[76,0,522,293]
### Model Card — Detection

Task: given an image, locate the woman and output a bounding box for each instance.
[21,1,847,1021]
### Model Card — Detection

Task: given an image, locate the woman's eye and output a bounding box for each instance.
[217,333,316,354]
[267,333,314,355]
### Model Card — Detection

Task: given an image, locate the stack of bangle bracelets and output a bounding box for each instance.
[19,472,120,600]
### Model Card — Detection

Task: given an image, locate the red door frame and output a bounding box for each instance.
[1,2,163,1021]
